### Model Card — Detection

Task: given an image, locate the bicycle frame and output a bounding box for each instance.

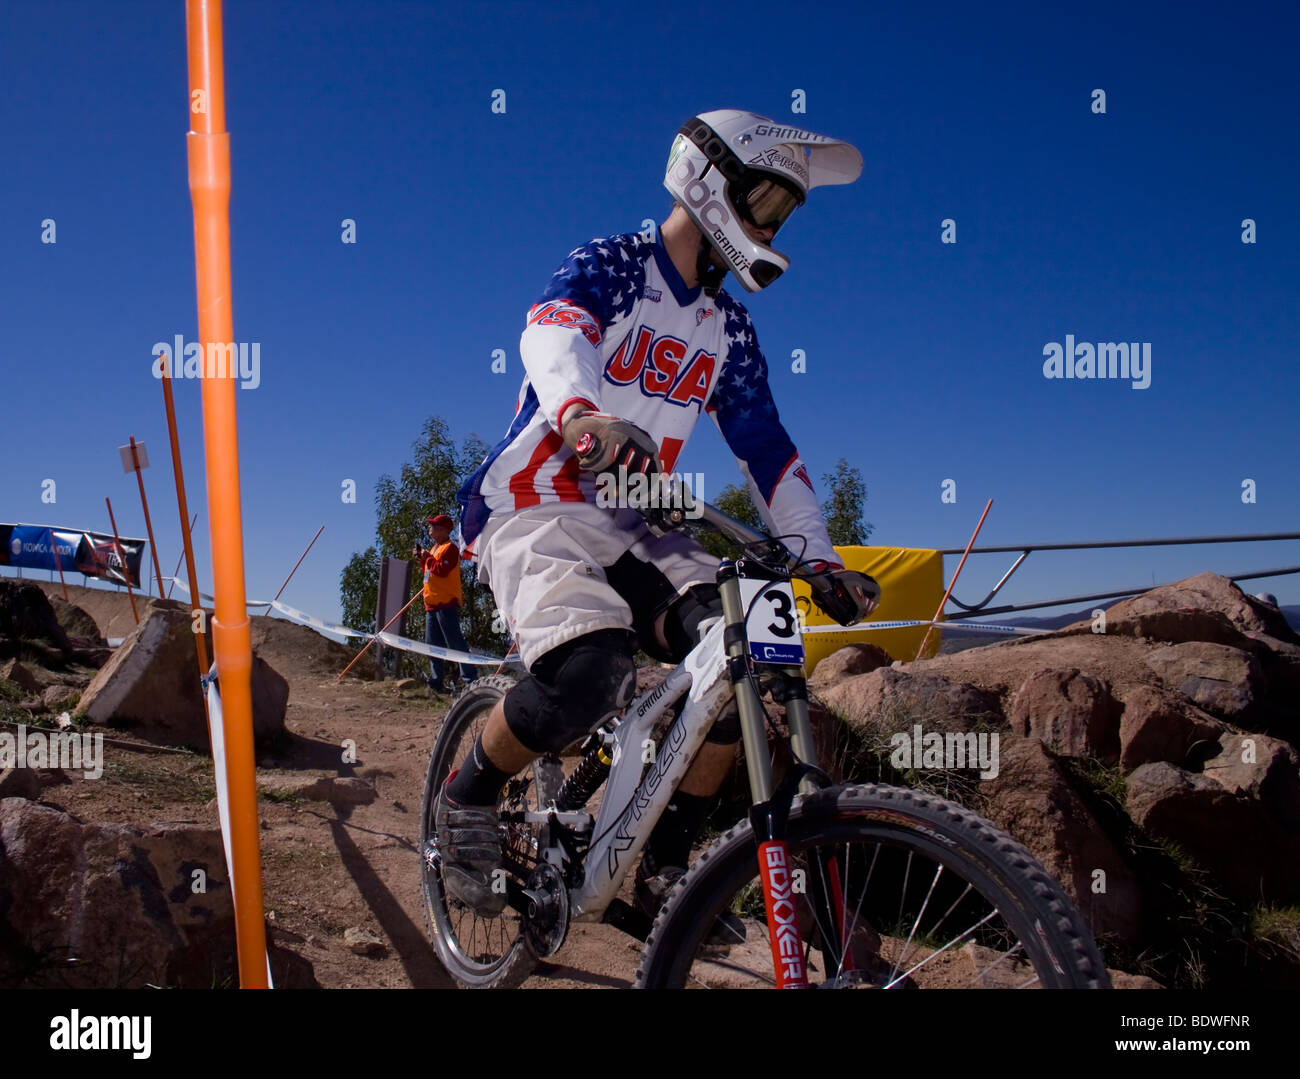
[558,553,827,988]
[566,614,730,920]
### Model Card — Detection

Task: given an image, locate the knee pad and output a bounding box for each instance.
[503,629,637,754]
[660,583,722,661]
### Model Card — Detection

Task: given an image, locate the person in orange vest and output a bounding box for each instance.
[412,514,475,694]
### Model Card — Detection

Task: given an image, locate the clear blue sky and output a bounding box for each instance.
[3,0,1297,628]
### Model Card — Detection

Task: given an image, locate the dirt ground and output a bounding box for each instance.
[28,581,644,989]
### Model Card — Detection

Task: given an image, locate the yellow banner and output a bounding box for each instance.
[793,547,945,672]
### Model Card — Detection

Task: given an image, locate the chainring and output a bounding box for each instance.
[522,861,570,958]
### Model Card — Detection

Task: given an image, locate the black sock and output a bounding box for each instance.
[643,791,714,872]
[446,735,512,807]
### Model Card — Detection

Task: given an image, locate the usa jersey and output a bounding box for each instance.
[457,222,838,566]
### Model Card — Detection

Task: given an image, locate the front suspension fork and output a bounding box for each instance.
[719,561,852,988]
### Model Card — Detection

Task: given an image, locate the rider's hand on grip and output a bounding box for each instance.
[808,568,881,627]
[562,411,661,477]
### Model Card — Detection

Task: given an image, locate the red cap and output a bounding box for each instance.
[426,514,454,528]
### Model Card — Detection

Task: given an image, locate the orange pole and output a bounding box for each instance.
[185,0,268,988]
[129,436,167,598]
[270,525,324,608]
[337,586,425,681]
[915,499,993,660]
[47,528,69,602]
[168,513,200,600]
[104,497,140,624]
[160,350,210,674]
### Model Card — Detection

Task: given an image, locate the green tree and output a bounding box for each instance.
[338,418,506,678]
[697,482,761,560]
[821,458,873,547]
[338,545,379,639]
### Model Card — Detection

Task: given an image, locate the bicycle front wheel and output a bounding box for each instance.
[635,784,1110,989]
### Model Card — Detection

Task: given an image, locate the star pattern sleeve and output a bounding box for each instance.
[518,236,647,432]
[708,296,840,566]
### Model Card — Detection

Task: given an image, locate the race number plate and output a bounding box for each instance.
[738,578,805,666]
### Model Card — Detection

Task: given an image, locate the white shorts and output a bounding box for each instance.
[475,501,718,669]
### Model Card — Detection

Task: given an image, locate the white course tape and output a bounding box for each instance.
[269,600,363,641]
[800,619,1046,637]
[165,577,268,609]
[204,671,274,988]
[374,629,516,667]
[165,577,519,667]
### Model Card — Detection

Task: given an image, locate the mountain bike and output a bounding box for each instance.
[419,497,1111,989]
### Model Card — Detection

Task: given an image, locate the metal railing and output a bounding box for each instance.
[933,531,1300,620]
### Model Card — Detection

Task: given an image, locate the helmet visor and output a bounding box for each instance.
[736,176,803,235]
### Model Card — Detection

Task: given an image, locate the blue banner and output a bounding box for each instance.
[1,523,146,588]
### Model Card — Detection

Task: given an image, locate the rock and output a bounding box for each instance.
[761,692,863,787]
[0,581,75,660]
[1109,969,1164,989]
[0,659,42,692]
[307,777,376,806]
[1145,642,1263,723]
[77,601,286,749]
[250,654,289,739]
[1061,572,1298,647]
[260,774,377,807]
[0,798,236,988]
[40,685,79,710]
[909,633,1156,708]
[343,926,386,957]
[1247,633,1300,692]
[0,767,41,799]
[808,643,892,686]
[816,667,1004,743]
[978,739,1143,946]
[1232,634,1300,736]
[1126,761,1300,903]
[1117,685,1228,771]
[46,596,105,648]
[393,678,418,692]
[1202,732,1300,831]
[951,942,1038,988]
[1008,668,1120,763]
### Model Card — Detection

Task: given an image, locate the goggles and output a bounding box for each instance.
[734,175,803,234]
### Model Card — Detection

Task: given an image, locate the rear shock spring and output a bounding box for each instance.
[555,739,613,811]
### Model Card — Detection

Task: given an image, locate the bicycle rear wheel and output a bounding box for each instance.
[419,674,544,989]
[635,783,1110,989]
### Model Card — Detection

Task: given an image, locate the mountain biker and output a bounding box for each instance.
[444,109,881,918]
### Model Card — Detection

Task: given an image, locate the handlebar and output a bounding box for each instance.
[648,480,814,578]
[641,477,880,626]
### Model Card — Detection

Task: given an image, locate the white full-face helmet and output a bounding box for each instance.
[663,109,863,292]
